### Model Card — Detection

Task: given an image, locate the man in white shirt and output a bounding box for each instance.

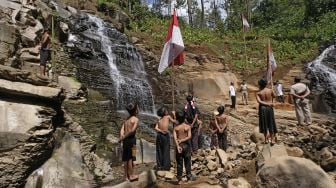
[229,82,236,110]
[275,80,284,103]
[290,77,312,126]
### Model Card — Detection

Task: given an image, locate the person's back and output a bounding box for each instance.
[124,116,138,138]
[258,88,274,104]
[174,110,193,184]
[291,82,308,97]
[216,115,227,129]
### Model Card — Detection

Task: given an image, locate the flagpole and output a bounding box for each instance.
[242,14,248,65]
[171,59,175,111]
[268,38,273,91]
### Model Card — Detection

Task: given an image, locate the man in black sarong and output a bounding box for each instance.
[155,107,176,170]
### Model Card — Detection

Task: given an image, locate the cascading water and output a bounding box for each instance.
[307,45,336,113]
[68,14,155,113]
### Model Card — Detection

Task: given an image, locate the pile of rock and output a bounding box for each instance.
[156,148,254,186]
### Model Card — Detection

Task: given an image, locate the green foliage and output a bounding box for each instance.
[96,0,336,73]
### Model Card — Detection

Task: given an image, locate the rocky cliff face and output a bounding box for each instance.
[0,0,115,187]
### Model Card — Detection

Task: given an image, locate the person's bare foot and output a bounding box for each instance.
[177,180,182,185]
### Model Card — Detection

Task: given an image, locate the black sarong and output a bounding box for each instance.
[259,105,277,134]
[176,142,191,181]
[122,135,136,162]
[156,132,171,170]
[40,48,51,66]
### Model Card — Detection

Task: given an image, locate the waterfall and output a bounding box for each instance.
[71,15,155,113]
[307,45,336,113]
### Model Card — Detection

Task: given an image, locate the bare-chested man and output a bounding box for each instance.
[256,79,277,145]
[119,103,139,181]
[39,28,51,76]
[155,106,177,170]
[173,110,194,184]
[215,105,228,151]
[209,119,218,150]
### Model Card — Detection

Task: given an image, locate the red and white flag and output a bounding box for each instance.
[266,42,277,82]
[242,14,250,32]
[158,9,185,74]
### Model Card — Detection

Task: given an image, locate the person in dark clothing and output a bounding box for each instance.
[215,105,228,151]
[184,95,201,154]
[174,110,194,184]
[119,103,139,181]
[39,28,51,76]
[155,106,177,170]
[256,79,277,145]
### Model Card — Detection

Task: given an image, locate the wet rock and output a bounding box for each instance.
[256,156,336,188]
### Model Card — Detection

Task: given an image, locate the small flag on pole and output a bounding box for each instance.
[241,14,250,32]
[266,41,277,82]
[158,9,185,74]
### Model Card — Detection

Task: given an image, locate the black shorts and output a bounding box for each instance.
[122,136,136,162]
[40,49,51,66]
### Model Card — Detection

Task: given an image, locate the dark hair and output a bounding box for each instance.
[157,106,167,117]
[126,103,138,116]
[217,105,225,115]
[294,76,301,83]
[43,28,50,33]
[175,110,185,124]
[230,82,234,85]
[186,95,193,102]
[258,79,267,89]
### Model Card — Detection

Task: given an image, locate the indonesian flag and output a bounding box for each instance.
[158,9,185,74]
[242,14,250,32]
[266,42,277,82]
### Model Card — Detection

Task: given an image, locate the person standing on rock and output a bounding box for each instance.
[155,106,177,170]
[215,105,228,151]
[184,95,201,154]
[290,76,312,126]
[209,118,219,150]
[229,82,236,110]
[119,103,139,181]
[256,79,277,144]
[240,80,248,105]
[275,80,284,103]
[173,110,194,184]
[39,28,51,77]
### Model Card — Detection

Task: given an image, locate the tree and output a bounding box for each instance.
[200,0,205,28]
[187,0,193,26]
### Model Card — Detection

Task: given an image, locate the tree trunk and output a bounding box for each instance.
[200,0,205,28]
[187,0,193,26]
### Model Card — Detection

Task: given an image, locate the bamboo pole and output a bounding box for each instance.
[171,61,175,111]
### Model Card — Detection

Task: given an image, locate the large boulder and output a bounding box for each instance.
[0,65,51,86]
[25,133,93,188]
[256,156,336,188]
[0,78,63,102]
[0,21,20,65]
[0,100,57,187]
